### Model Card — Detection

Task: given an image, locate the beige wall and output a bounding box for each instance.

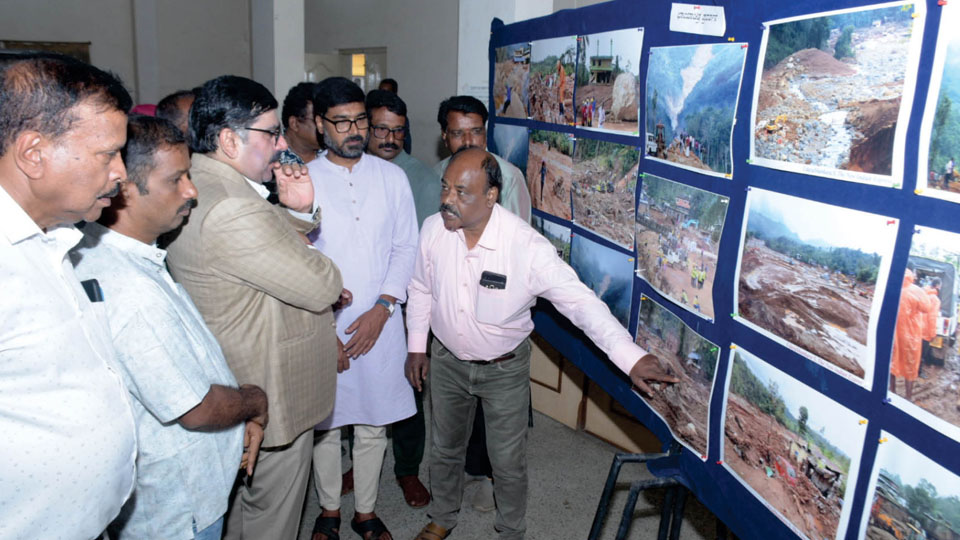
[304,0,459,164]
[0,0,137,95]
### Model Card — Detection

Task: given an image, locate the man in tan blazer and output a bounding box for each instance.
[165,75,343,540]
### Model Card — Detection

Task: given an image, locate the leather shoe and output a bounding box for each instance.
[397,474,430,507]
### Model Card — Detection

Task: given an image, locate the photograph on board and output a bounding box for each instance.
[527,129,574,220]
[492,123,529,174]
[634,296,720,458]
[735,188,895,386]
[887,225,960,441]
[574,28,643,135]
[635,174,729,320]
[570,233,633,328]
[644,42,748,178]
[532,215,572,263]
[494,42,531,119]
[750,2,925,186]
[722,347,865,540]
[917,3,960,204]
[529,35,578,124]
[859,432,960,540]
[571,137,639,249]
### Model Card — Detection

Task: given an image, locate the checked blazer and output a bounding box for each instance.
[166,153,342,447]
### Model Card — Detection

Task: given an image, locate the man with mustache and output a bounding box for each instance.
[306,77,418,540]
[363,89,437,509]
[72,115,268,540]
[434,95,531,224]
[407,149,679,540]
[165,75,344,540]
[0,52,138,539]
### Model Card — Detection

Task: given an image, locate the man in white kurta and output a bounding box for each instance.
[306,76,417,539]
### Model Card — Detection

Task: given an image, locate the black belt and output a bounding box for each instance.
[473,353,516,366]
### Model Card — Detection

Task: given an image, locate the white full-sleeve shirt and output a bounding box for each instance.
[0,186,137,540]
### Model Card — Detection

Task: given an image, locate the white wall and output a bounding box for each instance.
[0,0,137,96]
[304,0,459,164]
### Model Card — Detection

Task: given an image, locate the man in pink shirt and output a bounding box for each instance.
[406,148,677,540]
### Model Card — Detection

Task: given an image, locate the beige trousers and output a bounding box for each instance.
[223,428,313,540]
[313,425,388,513]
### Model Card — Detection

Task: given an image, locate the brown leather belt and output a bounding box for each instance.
[473,353,516,366]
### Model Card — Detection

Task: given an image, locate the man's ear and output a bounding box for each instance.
[440,129,449,149]
[485,186,499,208]
[314,115,325,138]
[12,131,46,180]
[218,128,240,159]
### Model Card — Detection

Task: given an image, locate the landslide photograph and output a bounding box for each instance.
[723,348,864,540]
[570,233,633,328]
[528,35,577,125]
[493,42,530,119]
[573,28,643,135]
[527,129,574,220]
[532,215,571,263]
[887,225,960,437]
[736,188,895,383]
[492,123,529,174]
[863,432,960,540]
[635,297,719,457]
[920,3,960,203]
[635,174,729,320]
[645,43,747,178]
[751,4,922,184]
[571,137,638,249]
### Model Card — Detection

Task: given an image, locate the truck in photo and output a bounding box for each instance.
[908,255,959,365]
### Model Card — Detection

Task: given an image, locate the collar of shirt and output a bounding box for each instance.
[318,150,369,175]
[459,203,503,252]
[244,176,270,200]
[0,183,51,245]
[82,222,167,268]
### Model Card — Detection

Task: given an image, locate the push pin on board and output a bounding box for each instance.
[886,219,897,225]
[731,312,739,318]
[883,397,893,404]
[893,183,901,189]
[729,344,738,350]
[879,437,889,444]
[939,0,948,6]
[701,454,708,460]
[746,159,752,164]
[716,460,724,465]
[859,419,868,425]
[711,347,719,353]
[912,11,920,17]
[727,37,735,42]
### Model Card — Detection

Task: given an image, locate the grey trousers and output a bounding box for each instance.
[428,338,532,539]
[223,429,313,540]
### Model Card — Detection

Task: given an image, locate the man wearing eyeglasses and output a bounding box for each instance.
[434,96,531,224]
[164,75,344,540]
[306,77,418,540]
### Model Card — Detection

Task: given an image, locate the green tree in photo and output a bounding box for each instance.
[834,26,855,60]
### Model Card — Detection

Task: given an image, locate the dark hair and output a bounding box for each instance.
[313,77,365,118]
[155,89,195,128]
[122,115,186,195]
[189,75,277,154]
[0,54,132,157]
[365,89,407,118]
[437,95,488,132]
[379,78,398,93]
[281,82,317,129]
[931,277,942,289]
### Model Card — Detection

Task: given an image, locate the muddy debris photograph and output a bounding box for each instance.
[751,3,922,184]
[862,432,960,540]
[723,347,865,540]
[645,43,747,177]
[571,137,638,249]
[492,123,529,174]
[888,225,960,438]
[527,129,574,220]
[493,42,530,119]
[569,233,633,328]
[635,174,729,320]
[736,188,895,383]
[574,28,643,135]
[919,3,960,203]
[528,35,577,124]
[635,297,719,457]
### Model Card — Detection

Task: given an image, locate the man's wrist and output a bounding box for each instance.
[375,297,395,316]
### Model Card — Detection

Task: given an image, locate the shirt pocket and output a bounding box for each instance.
[475,287,510,325]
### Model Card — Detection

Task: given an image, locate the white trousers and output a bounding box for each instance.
[313,425,388,513]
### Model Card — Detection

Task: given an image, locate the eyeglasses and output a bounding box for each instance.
[371,125,407,139]
[243,126,283,144]
[321,114,369,133]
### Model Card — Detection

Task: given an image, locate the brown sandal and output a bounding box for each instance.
[414,522,449,540]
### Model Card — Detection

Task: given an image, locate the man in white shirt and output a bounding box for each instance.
[0,53,138,539]
[72,115,270,540]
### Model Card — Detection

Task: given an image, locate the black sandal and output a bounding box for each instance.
[351,516,389,540]
[312,515,341,540]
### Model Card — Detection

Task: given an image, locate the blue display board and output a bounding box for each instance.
[488,2,960,539]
